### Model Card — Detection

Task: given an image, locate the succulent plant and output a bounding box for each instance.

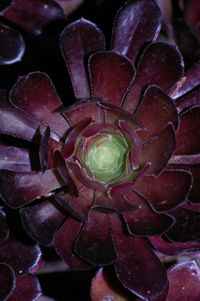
[0,209,41,301]
[1,0,200,300]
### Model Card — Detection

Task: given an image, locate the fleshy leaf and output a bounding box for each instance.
[166,260,200,301]
[89,51,135,106]
[53,217,90,270]
[0,210,9,243]
[123,42,183,113]
[111,214,168,300]
[135,86,179,136]
[20,199,65,246]
[123,191,174,236]
[0,263,15,301]
[175,106,200,155]
[2,0,64,35]
[7,274,41,301]
[0,169,63,208]
[0,90,44,141]
[90,268,135,301]
[111,0,161,62]
[0,22,25,65]
[149,236,200,256]
[170,62,200,99]
[10,72,69,137]
[0,143,31,172]
[75,209,117,265]
[0,239,41,275]
[60,19,105,100]
[139,124,176,175]
[134,170,192,212]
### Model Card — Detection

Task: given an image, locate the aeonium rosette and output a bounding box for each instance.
[1,0,200,300]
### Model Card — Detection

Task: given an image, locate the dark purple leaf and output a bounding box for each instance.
[123,191,174,236]
[89,51,135,106]
[90,268,135,301]
[54,186,94,220]
[166,260,200,301]
[111,0,161,62]
[175,84,200,113]
[60,19,105,99]
[0,239,41,275]
[75,209,117,265]
[10,72,69,137]
[62,118,92,158]
[134,170,192,212]
[135,86,179,136]
[20,199,65,246]
[2,0,64,35]
[54,150,79,197]
[175,106,200,155]
[123,43,183,113]
[0,90,43,141]
[8,275,41,301]
[0,263,15,301]
[170,62,200,99]
[150,235,200,255]
[39,126,50,172]
[0,22,25,65]
[0,210,9,243]
[53,217,90,270]
[0,143,31,172]
[139,124,176,175]
[111,214,168,300]
[0,169,63,208]
[166,205,200,242]
[63,101,103,126]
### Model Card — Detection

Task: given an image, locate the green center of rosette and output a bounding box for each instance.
[85,134,129,184]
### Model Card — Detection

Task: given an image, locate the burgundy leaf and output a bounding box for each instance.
[123,191,174,236]
[10,72,69,137]
[94,190,137,213]
[0,143,31,172]
[60,19,105,99]
[39,126,50,172]
[75,209,117,265]
[111,214,168,300]
[54,150,79,197]
[111,0,161,62]
[62,117,92,158]
[90,268,135,301]
[166,205,200,242]
[53,217,90,270]
[0,22,25,65]
[0,263,15,301]
[123,43,183,113]
[150,235,200,256]
[0,210,9,243]
[134,170,192,212]
[177,84,200,115]
[170,62,200,99]
[135,86,179,136]
[54,186,94,220]
[2,0,64,35]
[0,239,41,275]
[0,169,63,208]
[20,199,65,246]
[139,124,176,175]
[89,51,135,106]
[175,106,200,155]
[0,90,43,141]
[8,274,41,301]
[166,260,200,301]
[63,101,103,126]
[185,0,200,27]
